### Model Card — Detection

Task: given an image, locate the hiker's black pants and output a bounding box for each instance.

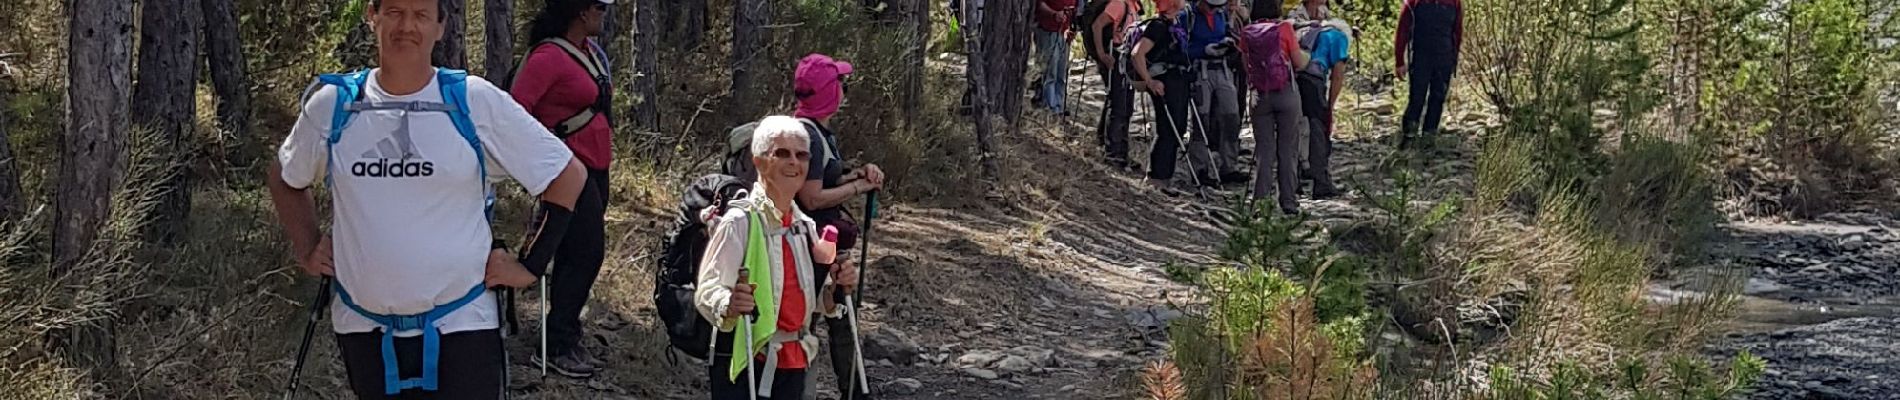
[337,329,505,399]
[1146,73,1203,181]
[708,356,808,400]
[547,168,610,356]
[1402,62,1456,135]
[1096,61,1134,164]
[826,314,874,400]
[1296,74,1338,196]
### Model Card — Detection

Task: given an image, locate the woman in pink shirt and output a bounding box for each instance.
[508,0,615,379]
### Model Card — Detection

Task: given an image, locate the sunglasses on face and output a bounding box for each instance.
[795,75,850,99]
[769,148,812,162]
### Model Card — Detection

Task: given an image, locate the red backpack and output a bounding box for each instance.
[1240,20,1292,93]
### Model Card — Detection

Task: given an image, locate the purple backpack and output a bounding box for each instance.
[1240,21,1292,93]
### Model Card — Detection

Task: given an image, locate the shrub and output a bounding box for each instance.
[1593,137,1719,266]
[1486,352,1766,400]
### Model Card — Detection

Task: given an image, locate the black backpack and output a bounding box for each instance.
[653,173,750,360]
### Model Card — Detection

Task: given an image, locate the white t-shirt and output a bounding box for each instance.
[279,69,574,336]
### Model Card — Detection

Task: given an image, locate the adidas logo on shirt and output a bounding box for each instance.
[351,135,436,178]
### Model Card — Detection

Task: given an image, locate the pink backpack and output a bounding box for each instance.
[1240,21,1292,93]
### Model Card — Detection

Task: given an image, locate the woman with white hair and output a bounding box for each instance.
[695,116,860,400]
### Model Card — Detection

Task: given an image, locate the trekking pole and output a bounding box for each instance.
[539,278,548,378]
[1152,86,1214,192]
[282,277,333,400]
[743,316,759,400]
[846,191,880,396]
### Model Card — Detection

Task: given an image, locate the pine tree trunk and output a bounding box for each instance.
[730,0,768,117]
[57,0,134,380]
[0,76,21,224]
[965,2,1000,180]
[631,0,660,133]
[434,0,468,69]
[599,4,617,55]
[483,0,513,83]
[981,0,1034,128]
[901,0,929,131]
[202,0,252,170]
[669,0,707,51]
[135,0,204,243]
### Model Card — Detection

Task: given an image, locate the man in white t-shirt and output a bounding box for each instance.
[267,0,587,398]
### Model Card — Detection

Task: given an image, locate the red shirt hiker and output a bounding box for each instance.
[508,40,614,171]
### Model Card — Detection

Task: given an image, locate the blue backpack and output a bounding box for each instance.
[302,67,495,395]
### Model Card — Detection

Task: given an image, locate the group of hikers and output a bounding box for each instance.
[268,0,882,398]
[1036,0,1463,214]
[264,0,1462,398]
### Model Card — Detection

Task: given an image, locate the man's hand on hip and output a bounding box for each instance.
[485,249,537,288]
[301,235,335,277]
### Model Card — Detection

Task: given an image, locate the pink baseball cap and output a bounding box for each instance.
[794,54,855,120]
[794,54,854,97]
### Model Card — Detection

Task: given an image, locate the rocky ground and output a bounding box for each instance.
[1703,211,1900,400]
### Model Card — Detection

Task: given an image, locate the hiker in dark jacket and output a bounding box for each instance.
[1394,0,1464,144]
[1133,0,1218,195]
[790,54,885,400]
[1184,0,1248,185]
[508,0,615,378]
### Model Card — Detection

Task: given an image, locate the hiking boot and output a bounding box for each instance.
[1191,170,1220,188]
[577,345,604,366]
[1147,178,1185,197]
[1219,170,1251,184]
[538,350,597,379]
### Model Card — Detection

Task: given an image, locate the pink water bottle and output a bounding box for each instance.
[814,225,840,265]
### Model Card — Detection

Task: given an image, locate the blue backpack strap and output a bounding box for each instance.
[333,283,488,394]
[434,68,494,222]
[316,70,373,188]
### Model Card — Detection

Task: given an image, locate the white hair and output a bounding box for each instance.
[751,116,811,157]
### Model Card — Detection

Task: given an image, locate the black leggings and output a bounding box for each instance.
[337,329,505,399]
[1146,73,1198,181]
[546,168,609,356]
[708,354,808,400]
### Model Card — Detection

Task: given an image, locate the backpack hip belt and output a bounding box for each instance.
[754,330,811,393]
[1195,59,1229,71]
[333,283,489,395]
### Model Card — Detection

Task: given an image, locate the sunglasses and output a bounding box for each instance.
[794,75,850,99]
[769,148,812,162]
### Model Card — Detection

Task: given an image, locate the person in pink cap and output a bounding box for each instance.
[790,53,884,400]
